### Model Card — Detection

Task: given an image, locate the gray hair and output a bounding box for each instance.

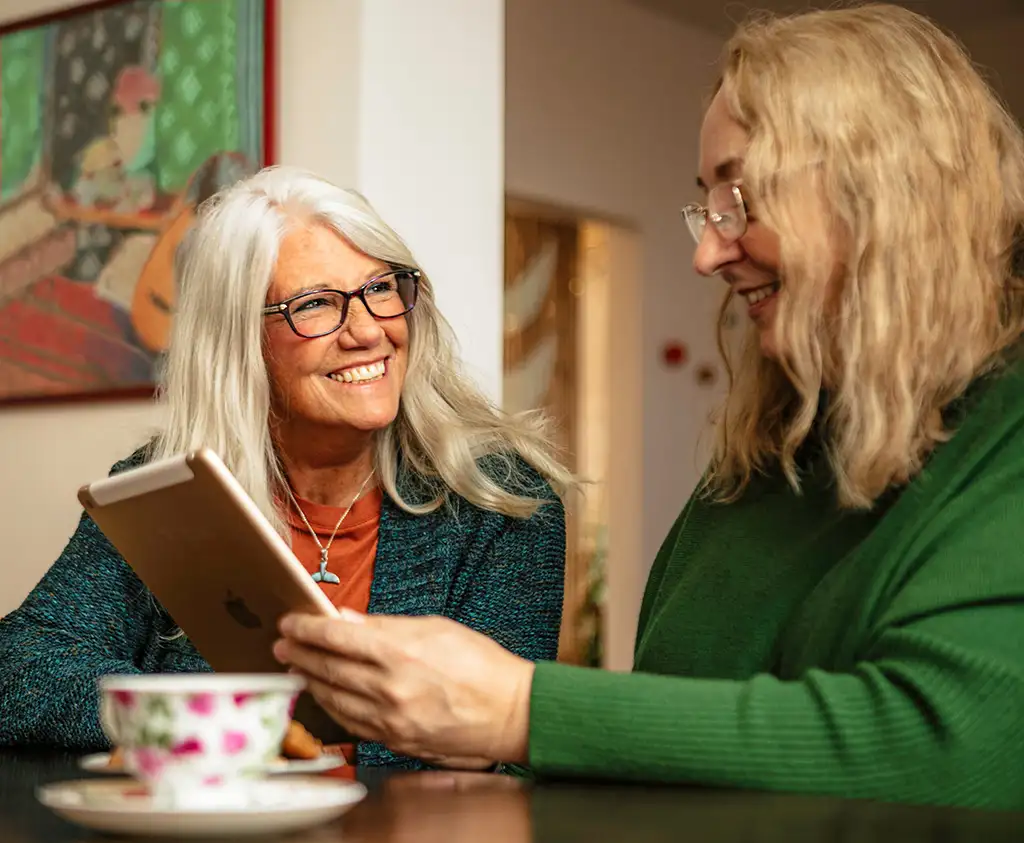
[151,165,570,537]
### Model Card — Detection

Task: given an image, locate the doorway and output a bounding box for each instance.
[504,198,642,668]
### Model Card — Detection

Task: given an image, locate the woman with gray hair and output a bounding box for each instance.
[0,165,571,770]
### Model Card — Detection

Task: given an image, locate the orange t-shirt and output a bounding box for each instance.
[284,487,382,766]
[285,487,382,613]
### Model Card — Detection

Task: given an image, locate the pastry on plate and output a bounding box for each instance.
[280,720,324,760]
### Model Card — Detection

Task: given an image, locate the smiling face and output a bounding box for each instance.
[695,90,785,359]
[263,222,408,450]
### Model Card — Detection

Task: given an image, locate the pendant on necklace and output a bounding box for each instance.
[311,549,340,585]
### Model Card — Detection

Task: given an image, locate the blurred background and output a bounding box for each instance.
[0,0,1019,670]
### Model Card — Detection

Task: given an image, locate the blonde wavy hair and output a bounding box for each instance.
[152,165,571,537]
[707,3,1024,509]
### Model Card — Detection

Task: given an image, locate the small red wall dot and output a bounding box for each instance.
[662,342,688,368]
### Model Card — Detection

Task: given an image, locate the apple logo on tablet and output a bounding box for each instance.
[224,591,262,629]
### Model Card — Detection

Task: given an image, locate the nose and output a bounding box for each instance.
[693,225,743,278]
[337,297,385,348]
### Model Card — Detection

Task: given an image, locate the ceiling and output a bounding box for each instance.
[628,0,1021,37]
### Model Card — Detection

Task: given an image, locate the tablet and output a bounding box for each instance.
[78,447,352,745]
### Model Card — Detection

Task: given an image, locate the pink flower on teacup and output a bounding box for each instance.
[233,692,256,707]
[133,747,164,777]
[223,731,248,755]
[187,693,216,715]
[170,737,204,756]
[112,691,135,708]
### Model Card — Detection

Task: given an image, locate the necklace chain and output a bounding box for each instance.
[284,470,375,584]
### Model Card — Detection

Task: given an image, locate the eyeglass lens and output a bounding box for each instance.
[683,184,746,245]
[287,270,417,338]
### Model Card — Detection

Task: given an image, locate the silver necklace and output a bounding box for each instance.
[284,471,375,584]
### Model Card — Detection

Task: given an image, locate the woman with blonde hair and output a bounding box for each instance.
[0,166,571,769]
[274,5,1024,808]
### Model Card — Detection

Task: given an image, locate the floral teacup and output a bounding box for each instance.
[97,673,305,809]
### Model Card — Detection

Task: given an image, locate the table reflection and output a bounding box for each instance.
[341,771,532,843]
[3,752,1023,843]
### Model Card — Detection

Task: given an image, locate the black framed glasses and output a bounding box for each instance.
[263,267,420,339]
[681,183,748,245]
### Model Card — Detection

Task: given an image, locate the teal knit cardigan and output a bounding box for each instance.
[0,449,566,769]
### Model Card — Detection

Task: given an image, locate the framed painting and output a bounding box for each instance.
[0,0,275,405]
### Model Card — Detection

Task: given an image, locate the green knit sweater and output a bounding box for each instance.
[530,359,1024,810]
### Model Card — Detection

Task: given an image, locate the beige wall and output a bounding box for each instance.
[0,0,504,615]
[506,0,723,660]
[958,15,1024,126]
[587,225,645,672]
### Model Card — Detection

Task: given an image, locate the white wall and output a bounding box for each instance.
[506,0,724,658]
[0,0,504,615]
[357,1,505,395]
[279,0,505,397]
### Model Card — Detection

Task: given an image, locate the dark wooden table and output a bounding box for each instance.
[1,750,1021,842]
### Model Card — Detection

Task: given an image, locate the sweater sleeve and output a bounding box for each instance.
[359,464,567,771]
[450,487,566,663]
[0,451,210,750]
[528,478,1024,810]
[0,510,155,750]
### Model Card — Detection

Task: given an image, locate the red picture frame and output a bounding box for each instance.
[0,0,277,407]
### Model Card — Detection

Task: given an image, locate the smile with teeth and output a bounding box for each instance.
[327,359,387,384]
[743,282,781,306]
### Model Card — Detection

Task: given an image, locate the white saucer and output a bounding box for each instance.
[38,777,366,838]
[79,751,346,776]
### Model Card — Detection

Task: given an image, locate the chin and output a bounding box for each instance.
[758,330,779,361]
[343,408,400,432]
